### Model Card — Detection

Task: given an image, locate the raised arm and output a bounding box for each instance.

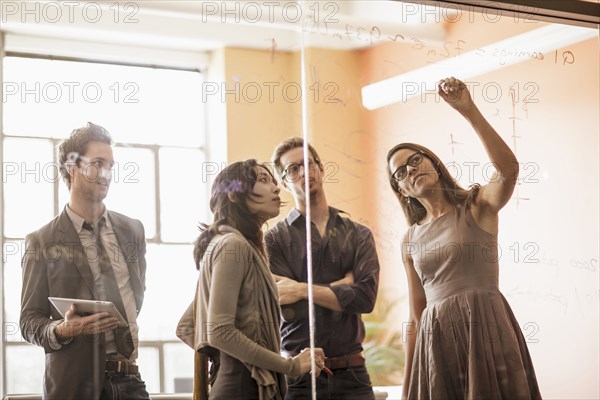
[438,77,519,218]
[401,231,427,400]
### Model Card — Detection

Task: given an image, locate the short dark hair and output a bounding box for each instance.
[271,137,321,180]
[58,122,112,190]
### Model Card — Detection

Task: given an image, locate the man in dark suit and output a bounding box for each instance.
[20,122,149,399]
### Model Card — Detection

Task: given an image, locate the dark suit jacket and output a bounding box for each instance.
[20,208,147,400]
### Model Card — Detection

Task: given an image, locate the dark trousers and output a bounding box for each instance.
[285,365,374,400]
[209,352,259,399]
[100,372,149,400]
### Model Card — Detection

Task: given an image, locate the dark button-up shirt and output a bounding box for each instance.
[265,207,380,357]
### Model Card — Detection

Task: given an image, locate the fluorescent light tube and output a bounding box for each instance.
[362,24,597,110]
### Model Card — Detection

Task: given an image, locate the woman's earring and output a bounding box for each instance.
[406,196,411,204]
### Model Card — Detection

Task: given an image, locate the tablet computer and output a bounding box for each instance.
[48,297,128,327]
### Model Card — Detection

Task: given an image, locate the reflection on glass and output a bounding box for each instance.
[3,138,55,238]
[159,147,208,243]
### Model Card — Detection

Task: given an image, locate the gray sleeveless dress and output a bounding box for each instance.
[406,204,541,399]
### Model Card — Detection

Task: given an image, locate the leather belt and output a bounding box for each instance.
[282,350,365,370]
[325,351,365,370]
[105,360,139,375]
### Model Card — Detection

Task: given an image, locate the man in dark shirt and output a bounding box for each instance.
[265,137,380,399]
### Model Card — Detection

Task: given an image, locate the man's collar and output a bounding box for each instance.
[65,204,108,233]
[285,208,303,225]
[285,206,342,226]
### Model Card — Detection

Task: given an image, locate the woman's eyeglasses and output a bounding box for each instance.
[391,151,424,181]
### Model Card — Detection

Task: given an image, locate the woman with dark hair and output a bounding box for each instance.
[388,78,541,399]
[177,159,324,400]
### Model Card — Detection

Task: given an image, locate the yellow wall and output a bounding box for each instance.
[222,46,368,222]
[223,47,301,163]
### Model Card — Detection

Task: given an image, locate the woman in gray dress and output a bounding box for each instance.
[387,77,542,399]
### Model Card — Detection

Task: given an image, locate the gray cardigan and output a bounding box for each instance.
[177,226,300,399]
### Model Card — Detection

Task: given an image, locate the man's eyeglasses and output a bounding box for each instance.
[282,160,317,182]
[391,151,424,182]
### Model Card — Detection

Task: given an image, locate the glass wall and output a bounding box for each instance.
[1,1,598,398]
